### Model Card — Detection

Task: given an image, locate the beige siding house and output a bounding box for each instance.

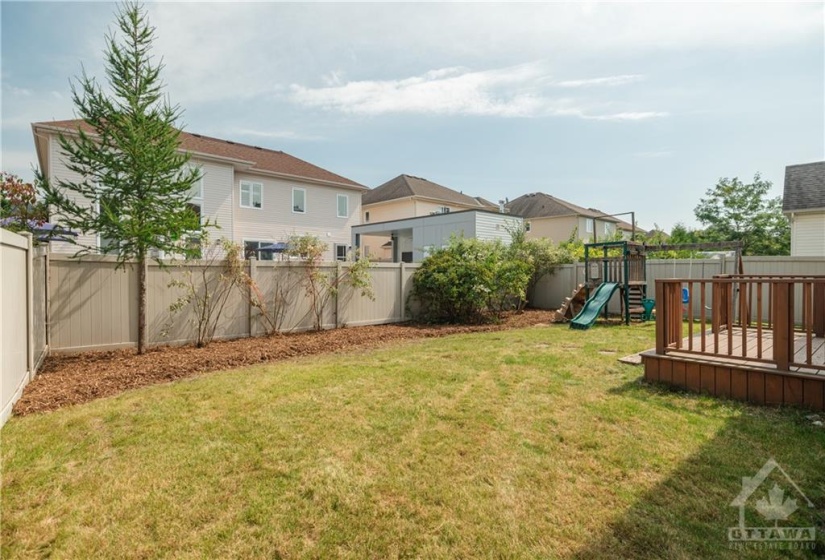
[32,120,367,261]
[783,161,825,257]
[506,192,622,243]
[361,174,497,260]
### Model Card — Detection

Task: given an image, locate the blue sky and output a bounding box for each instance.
[2,2,823,231]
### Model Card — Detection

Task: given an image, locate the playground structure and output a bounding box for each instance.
[566,240,744,330]
[570,241,647,329]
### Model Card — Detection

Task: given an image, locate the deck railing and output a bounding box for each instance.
[655,275,825,372]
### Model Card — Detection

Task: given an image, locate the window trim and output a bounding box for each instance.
[334,243,348,262]
[242,239,275,261]
[239,180,263,209]
[337,194,348,219]
[585,218,594,233]
[189,166,204,200]
[525,221,531,233]
[365,211,370,223]
[292,187,306,214]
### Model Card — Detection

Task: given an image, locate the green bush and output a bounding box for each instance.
[410,237,532,324]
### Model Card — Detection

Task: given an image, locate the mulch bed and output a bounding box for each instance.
[14,310,560,416]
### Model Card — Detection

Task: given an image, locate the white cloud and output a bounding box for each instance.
[634,150,674,158]
[142,2,822,106]
[289,63,664,120]
[231,128,325,141]
[558,75,644,88]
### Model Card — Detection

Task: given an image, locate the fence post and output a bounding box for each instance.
[23,233,34,382]
[335,261,341,328]
[400,262,406,321]
[44,249,50,350]
[248,256,257,337]
[772,282,791,371]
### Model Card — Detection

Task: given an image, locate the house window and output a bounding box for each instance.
[440,207,450,214]
[244,240,274,261]
[334,244,348,261]
[365,211,370,223]
[293,188,306,214]
[525,221,532,232]
[188,166,203,200]
[337,194,348,218]
[585,219,594,233]
[240,181,262,209]
[95,196,120,254]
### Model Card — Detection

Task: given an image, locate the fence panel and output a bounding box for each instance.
[49,256,137,351]
[1,231,48,426]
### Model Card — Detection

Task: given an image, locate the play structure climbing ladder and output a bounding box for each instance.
[570,282,621,330]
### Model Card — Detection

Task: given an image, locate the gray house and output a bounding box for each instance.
[351,209,522,263]
[783,161,825,256]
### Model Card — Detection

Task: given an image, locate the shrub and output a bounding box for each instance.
[410,237,531,324]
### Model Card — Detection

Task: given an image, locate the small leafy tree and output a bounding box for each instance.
[39,2,206,354]
[694,173,790,256]
[247,266,304,335]
[410,237,531,324]
[506,224,570,308]
[0,172,48,234]
[166,237,247,348]
[286,234,374,331]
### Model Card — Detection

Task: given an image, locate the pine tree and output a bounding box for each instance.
[41,2,205,354]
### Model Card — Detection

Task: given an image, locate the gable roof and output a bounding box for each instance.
[32,119,365,190]
[506,192,619,222]
[362,174,487,207]
[783,161,825,212]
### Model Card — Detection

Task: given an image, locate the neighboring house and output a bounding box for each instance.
[783,161,825,257]
[351,209,522,263]
[361,174,495,259]
[506,192,621,243]
[32,120,367,261]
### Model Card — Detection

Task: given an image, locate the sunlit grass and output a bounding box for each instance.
[2,323,823,558]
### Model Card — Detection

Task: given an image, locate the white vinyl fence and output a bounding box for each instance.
[48,255,420,353]
[531,256,825,316]
[0,230,48,426]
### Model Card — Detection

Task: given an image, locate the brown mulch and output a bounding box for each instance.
[14,310,561,416]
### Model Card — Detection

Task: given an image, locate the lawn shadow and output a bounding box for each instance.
[569,399,825,559]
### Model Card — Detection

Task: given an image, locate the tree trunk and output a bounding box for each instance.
[138,255,147,354]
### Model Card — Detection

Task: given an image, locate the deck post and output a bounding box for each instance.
[814,281,825,337]
[655,280,666,355]
[772,282,791,371]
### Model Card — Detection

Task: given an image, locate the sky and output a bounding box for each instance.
[1,1,823,231]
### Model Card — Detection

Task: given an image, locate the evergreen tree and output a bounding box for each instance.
[41,2,205,354]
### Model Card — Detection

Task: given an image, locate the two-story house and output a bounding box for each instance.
[783,161,825,256]
[32,120,367,261]
[506,192,623,244]
[360,174,497,259]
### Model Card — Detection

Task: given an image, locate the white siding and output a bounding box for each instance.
[48,135,97,253]
[791,213,825,256]
[193,158,234,239]
[474,213,521,243]
[233,173,361,261]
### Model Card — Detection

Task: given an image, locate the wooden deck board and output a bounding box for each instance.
[668,327,825,374]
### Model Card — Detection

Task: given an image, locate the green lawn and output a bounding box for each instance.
[2,324,824,559]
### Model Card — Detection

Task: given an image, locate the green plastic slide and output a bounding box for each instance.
[569,282,620,330]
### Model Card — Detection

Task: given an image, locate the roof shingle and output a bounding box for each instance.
[506,192,619,221]
[783,161,825,212]
[34,119,365,189]
[362,174,486,207]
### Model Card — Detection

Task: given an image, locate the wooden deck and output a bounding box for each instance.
[667,327,825,375]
